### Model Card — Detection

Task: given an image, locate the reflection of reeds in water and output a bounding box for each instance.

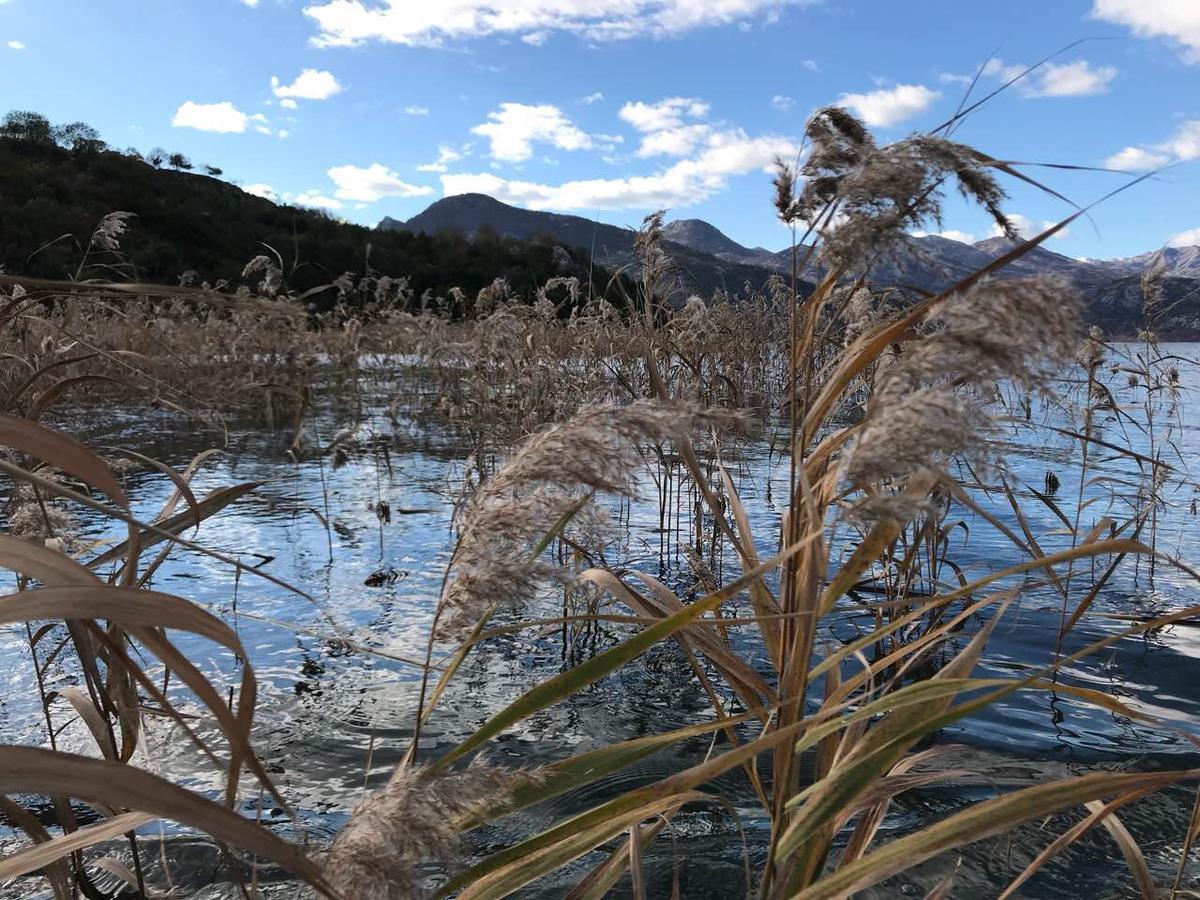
[0,102,1199,900]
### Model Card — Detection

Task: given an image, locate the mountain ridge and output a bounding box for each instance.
[381,193,783,296]
[383,193,1200,278]
[381,194,1200,336]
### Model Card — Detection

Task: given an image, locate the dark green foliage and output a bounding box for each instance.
[51,122,105,156]
[0,110,54,144]
[0,127,631,312]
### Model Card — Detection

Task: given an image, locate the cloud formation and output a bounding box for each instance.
[242,183,278,201]
[1168,227,1200,247]
[836,84,940,127]
[172,101,250,133]
[328,163,436,202]
[293,190,344,211]
[471,103,593,162]
[912,228,980,244]
[617,97,715,157]
[619,97,709,133]
[971,58,1118,97]
[303,0,816,47]
[442,130,796,210]
[1091,0,1200,63]
[417,144,467,173]
[1106,119,1200,171]
[272,69,344,101]
[988,213,1071,241]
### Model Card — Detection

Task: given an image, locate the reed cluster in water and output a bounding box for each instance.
[0,104,1198,900]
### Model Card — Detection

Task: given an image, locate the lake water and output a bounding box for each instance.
[3,343,1200,898]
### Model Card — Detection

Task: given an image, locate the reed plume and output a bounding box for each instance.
[844,275,1082,489]
[324,759,518,900]
[437,401,739,639]
[783,107,1014,273]
[89,211,135,252]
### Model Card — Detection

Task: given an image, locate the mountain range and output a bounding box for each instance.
[381,194,1200,338]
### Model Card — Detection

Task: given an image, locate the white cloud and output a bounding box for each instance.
[939,72,975,86]
[772,95,795,112]
[239,0,259,6]
[579,92,605,105]
[617,98,715,158]
[1036,60,1118,97]
[404,105,430,116]
[913,228,978,244]
[280,98,299,110]
[294,191,344,211]
[328,163,435,202]
[442,131,797,211]
[1105,145,1172,171]
[985,58,1117,97]
[836,84,940,128]
[636,123,713,158]
[619,97,709,133]
[6,40,24,50]
[1163,120,1200,158]
[1106,119,1200,170]
[521,30,548,45]
[242,183,278,201]
[991,214,1032,239]
[800,58,819,72]
[1091,0,1200,63]
[271,68,343,101]
[979,58,1026,82]
[249,112,273,136]
[303,0,817,47]
[988,214,1071,241]
[417,144,466,172]
[471,103,592,162]
[946,58,1118,98]
[172,101,249,133]
[1168,227,1200,247]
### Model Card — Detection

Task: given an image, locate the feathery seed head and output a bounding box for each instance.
[1142,251,1166,315]
[91,212,135,252]
[843,276,1081,495]
[324,759,528,900]
[437,401,742,639]
[242,255,283,297]
[795,110,1012,274]
[773,158,798,224]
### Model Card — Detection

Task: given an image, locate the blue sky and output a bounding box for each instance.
[1,0,1198,258]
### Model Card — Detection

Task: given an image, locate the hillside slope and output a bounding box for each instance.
[0,138,624,306]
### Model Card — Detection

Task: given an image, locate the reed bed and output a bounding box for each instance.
[1,105,1199,900]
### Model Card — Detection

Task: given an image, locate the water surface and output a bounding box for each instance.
[3,343,1200,898]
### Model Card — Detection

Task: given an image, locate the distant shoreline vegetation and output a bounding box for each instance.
[0,109,635,313]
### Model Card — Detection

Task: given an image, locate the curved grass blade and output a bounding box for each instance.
[792,772,1194,900]
[0,747,333,896]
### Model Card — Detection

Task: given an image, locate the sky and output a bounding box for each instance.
[1,0,1198,259]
